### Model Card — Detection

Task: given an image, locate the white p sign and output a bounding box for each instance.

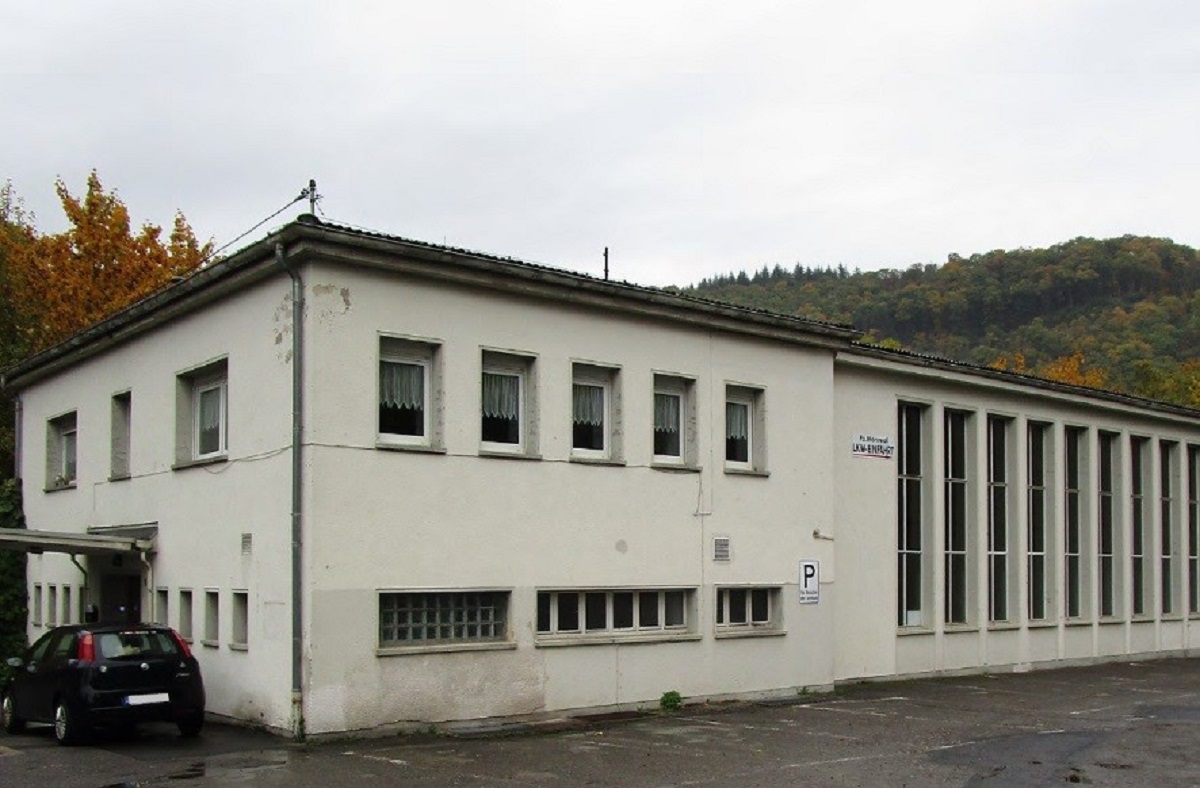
[798,560,820,604]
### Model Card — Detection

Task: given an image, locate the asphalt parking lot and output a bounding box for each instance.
[1,657,1197,787]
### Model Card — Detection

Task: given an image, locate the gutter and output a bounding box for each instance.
[275,242,306,741]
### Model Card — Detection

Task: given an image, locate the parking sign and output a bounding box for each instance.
[798,560,820,604]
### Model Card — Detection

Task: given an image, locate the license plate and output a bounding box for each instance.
[125,693,170,706]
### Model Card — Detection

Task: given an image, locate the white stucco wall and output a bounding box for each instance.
[16,275,298,731]
[299,264,839,733]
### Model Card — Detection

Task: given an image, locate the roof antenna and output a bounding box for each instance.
[299,179,319,215]
[604,246,609,281]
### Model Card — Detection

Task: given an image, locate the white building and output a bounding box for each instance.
[4,216,1199,737]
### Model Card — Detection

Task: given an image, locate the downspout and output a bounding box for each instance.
[276,242,306,740]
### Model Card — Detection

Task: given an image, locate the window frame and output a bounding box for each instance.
[377,589,512,654]
[535,588,697,644]
[943,408,973,626]
[203,589,220,647]
[46,410,79,490]
[652,374,696,467]
[193,379,228,460]
[1098,430,1121,619]
[897,401,929,628]
[714,586,783,637]
[1064,426,1089,620]
[231,590,249,650]
[175,357,229,467]
[1189,444,1200,616]
[178,588,194,643]
[571,362,620,462]
[110,390,132,480]
[1026,421,1053,622]
[986,415,1014,624]
[480,349,537,456]
[1160,440,1178,617]
[376,335,442,451]
[724,384,766,474]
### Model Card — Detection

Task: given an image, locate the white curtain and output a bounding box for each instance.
[482,373,519,419]
[573,384,604,426]
[726,402,749,440]
[380,361,423,409]
[654,393,680,433]
[199,388,223,432]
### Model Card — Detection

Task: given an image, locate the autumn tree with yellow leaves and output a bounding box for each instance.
[0,172,210,477]
[5,172,211,354]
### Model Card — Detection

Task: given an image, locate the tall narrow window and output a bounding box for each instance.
[987,417,1012,622]
[175,358,228,464]
[204,590,220,645]
[572,383,606,451]
[195,381,226,458]
[572,363,619,460]
[1160,441,1177,616]
[944,409,971,625]
[46,411,78,489]
[725,385,765,472]
[110,391,132,479]
[156,588,169,626]
[378,337,439,447]
[653,374,696,465]
[232,590,249,648]
[47,585,58,626]
[1189,445,1199,615]
[482,371,521,445]
[1131,436,1148,617]
[898,402,926,627]
[1027,422,1050,621]
[1065,427,1086,619]
[179,589,194,641]
[1099,431,1118,618]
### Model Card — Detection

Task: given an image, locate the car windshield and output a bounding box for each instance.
[95,631,180,660]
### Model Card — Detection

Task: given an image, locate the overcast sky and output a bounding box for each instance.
[3,1,1198,286]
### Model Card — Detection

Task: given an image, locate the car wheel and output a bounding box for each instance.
[54,701,84,746]
[177,714,203,738]
[1,692,25,734]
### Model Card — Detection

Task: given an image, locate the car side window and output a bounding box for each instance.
[48,632,76,661]
[26,630,56,663]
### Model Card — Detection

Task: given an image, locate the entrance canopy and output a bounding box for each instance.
[0,525,156,557]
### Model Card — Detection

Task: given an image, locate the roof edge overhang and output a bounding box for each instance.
[839,344,1200,427]
[0,217,863,391]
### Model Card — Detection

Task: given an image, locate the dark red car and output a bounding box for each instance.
[2,624,205,744]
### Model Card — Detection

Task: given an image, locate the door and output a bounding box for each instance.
[12,629,60,722]
[100,575,142,624]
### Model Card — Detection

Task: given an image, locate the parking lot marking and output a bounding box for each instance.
[342,750,408,767]
[796,704,893,718]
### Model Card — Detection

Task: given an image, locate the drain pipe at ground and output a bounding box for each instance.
[276,241,305,740]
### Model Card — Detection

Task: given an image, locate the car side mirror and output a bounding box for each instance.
[5,656,22,668]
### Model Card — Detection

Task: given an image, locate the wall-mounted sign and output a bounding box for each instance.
[852,433,895,459]
[798,560,820,604]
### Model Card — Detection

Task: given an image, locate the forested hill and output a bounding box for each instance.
[687,236,1200,408]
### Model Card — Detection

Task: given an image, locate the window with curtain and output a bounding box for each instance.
[47,411,79,487]
[195,382,225,457]
[482,371,521,445]
[654,392,681,458]
[379,360,425,438]
[726,400,750,463]
[572,383,606,451]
